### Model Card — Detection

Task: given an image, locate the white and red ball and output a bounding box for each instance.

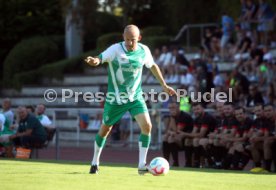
[149,157,170,176]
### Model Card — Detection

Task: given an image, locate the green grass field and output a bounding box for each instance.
[1,159,275,190]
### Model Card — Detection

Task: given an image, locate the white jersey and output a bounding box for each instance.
[99,42,154,105]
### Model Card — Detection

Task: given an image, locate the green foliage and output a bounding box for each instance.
[0,0,64,63]
[83,12,123,51]
[12,49,99,89]
[142,36,172,50]
[141,26,166,36]
[96,33,122,51]
[3,36,64,87]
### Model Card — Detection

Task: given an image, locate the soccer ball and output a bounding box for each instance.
[149,157,170,176]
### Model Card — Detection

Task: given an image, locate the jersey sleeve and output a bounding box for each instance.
[40,115,52,127]
[142,45,155,68]
[99,44,118,63]
[0,114,6,131]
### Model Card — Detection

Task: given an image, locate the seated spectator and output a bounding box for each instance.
[263,104,276,171]
[180,66,196,88]
[183,103,216,168]
[1,98,15,132]
[26,105,35,114]
[234,30,252,61]
[9,106,47,148]
[246,84,264,111]
[162,101,193,167]
[248,104,272,169]
[36,104,54,129]
[222,106,252,170]
[210,102,237,168]
[0,112,15,157]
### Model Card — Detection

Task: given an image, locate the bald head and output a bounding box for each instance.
[124,25,140,36]
[123,24,141,51]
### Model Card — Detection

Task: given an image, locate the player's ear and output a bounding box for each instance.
[138,35,142,41]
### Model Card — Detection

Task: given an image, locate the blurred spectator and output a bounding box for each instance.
[249,104,271,169]
[36,104,54,129]
[180,66,196,87]
[257,0,275,45]
[119,113,131,146]
[9,106,47,148]
[263,104,276,171]
[246,84,264,109]
[221,12,235,60]
[0,112,15,157]
[239,0,258,32]
[1,98,14,131]
[26,105,35,114]
[234,29,252,61]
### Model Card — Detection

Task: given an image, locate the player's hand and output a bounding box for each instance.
[84,56,100,66]
[162,84,177,96]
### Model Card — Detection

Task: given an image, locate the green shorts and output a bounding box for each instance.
[103,99,148,126]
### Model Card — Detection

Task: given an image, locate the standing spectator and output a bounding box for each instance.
[221,12,235,60]
[257,0,275,45]
[239,0,258,32]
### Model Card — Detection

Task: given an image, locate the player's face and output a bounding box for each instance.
[264,106,274,119]
[216,102,224,116]
[254,105,263,118]
[169,103,179,117]
[235,109,245,122]
[193,105,203,117]
[223,105,233,117]
[123,30,141,51]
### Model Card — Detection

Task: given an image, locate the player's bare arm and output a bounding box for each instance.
[150,63,176,96]
[84,56,101,67]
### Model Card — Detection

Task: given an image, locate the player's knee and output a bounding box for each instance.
[141,123,152,134]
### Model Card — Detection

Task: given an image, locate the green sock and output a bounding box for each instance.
[139,134,151,148]
[95,134,106,148]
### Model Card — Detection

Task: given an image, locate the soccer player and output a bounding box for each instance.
[85,25,176,174]
[249,104,271,170]
[222,106,252,170]
[162,101,193,167]
[263,104,275,171]
[183,103,216,168]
